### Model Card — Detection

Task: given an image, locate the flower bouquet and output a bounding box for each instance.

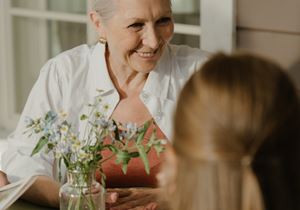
[24,90,165,210]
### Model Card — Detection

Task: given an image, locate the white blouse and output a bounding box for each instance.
[1,43,208,182]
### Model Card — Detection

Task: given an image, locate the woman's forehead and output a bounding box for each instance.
[114,0,171,19]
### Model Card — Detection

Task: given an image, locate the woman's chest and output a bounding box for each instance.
[111,96,152,125]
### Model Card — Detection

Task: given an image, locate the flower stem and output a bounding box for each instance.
[99,153,116,164]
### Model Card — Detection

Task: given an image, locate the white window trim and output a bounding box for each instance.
[10,8,202,36]
[174,23,201,36]
[0,0,235,133]
[201,0,236,52]
[0,0,16,131]
[0,1,49,131]
[10,8,87,23]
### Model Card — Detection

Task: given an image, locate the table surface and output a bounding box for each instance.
[7,200,57,210]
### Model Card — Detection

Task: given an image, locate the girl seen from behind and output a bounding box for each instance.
[159,53,300,210]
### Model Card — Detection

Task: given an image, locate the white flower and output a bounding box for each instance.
[120,122,138,140]
[78,150,93,162]
[59,110,68,118]
[54,141,71,158]
[126,122,137,134]
[96,118,115,131]
[160,139,168,145]
[60,124,69,134]
[24,116,34,127]
[71,139,82,153]
[102,103,110,112]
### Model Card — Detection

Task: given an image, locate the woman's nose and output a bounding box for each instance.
[143,27,160,49]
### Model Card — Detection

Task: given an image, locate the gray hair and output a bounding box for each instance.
[91,0,172,22]
[91,0,117,22]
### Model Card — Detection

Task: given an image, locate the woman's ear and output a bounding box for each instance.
[89,11,106,38]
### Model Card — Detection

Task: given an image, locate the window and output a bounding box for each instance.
[171,0,200,47]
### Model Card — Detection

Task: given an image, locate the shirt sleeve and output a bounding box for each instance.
[175,45,210,78]
[1,59,66,182]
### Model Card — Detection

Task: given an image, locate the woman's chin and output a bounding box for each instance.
[130,54,162,73]
[131,62,159,73]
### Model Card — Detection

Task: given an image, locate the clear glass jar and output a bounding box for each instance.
[59,169,104,210]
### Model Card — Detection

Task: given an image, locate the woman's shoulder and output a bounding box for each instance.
[168,44,209,62]
[167,44,210,77]
[50,44,93,66]
[41,44,95,77]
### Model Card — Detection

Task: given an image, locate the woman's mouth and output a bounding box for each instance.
[135,48,159,59]
[137,51,156,58]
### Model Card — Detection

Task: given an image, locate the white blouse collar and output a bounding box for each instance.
[143,45,172,100]
[88,43,116,96]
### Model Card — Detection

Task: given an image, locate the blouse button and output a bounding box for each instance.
[141,91,149,103]
[155,110,163,122]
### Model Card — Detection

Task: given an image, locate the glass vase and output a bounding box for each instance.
[59,169,104,210]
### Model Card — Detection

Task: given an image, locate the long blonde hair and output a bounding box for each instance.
[162,53,300,210]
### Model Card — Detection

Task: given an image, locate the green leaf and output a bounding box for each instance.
[58,158,62,182]
[122,163,128,174]
[154,144,165,156]
[136,121,151,144]
[80,114,88,121]
[104,144,118,153]
[115,150,130,164]
[47,143,54,150]
[136,144,150,174]
[116,150,131,174]
[148,131,156,145]
[129,152,139,158]
[63,155,70,168]
[94,153,102,162]
[31,136,48,156]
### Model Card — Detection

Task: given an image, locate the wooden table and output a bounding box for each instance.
[7,200,57,210]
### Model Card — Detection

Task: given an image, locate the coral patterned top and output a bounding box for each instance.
[95,120,167,188]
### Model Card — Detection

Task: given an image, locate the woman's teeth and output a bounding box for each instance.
[137,51,156,58]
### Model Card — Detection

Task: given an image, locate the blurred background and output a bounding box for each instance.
[0,0,299,137]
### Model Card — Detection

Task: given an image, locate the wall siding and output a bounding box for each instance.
[236,0,300,74]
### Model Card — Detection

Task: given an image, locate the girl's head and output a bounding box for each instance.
[160,53,300,210]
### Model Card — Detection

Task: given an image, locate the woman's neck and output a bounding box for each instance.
[106,51,148,98]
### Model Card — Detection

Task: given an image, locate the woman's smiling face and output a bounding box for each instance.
[102,0,174,73]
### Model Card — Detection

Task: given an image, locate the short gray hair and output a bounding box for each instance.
[91,0,172,22]
[91,0,117,22]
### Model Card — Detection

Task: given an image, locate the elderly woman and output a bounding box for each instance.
[0,0,207,209]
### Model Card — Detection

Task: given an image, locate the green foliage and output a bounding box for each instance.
[31,136,48,156]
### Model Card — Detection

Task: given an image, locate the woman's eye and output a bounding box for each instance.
[156,17,171,25]
[128,23,144,29]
